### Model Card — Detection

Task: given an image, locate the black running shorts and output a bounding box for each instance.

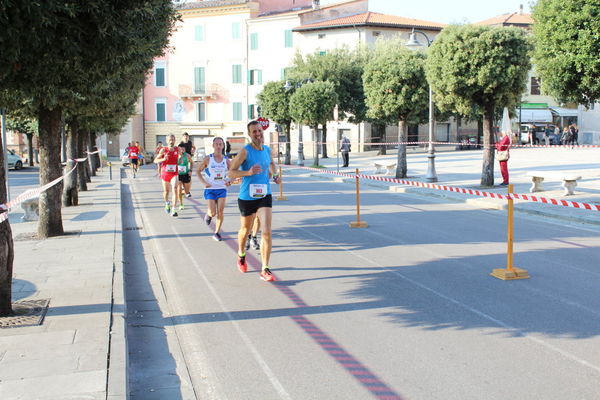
[130,158,138,166]
[238,194,272,217]
[178,173,191,183]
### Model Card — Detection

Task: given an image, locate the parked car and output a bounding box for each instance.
[520,124,559,145]
[6,149,24,170]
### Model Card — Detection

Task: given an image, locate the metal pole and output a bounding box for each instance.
[425,86,438,182]
[297,125,304,166]
[1,109,9,202]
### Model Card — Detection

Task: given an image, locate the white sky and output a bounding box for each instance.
[319,0,533,25]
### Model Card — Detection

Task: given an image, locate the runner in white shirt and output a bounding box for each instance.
[197,137,231,241]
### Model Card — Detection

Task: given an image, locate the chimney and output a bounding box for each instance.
[312,0,320,10]
[519,4,524,14]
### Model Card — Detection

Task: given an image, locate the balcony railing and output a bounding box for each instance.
[179,84,217,100]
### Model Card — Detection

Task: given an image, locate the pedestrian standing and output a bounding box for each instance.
[340,135,351,167]
[496,130,512,186]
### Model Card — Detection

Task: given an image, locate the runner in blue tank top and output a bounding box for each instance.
[228,121,280,282]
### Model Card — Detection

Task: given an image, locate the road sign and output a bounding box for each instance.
[257,117,270,130]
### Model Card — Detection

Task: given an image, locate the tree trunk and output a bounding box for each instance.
[62,122,79,206]
[90,132,101,172]
[77,129,89,189]
[284,123,291,165]
[376,123,387,155]
[321,124,328,158]
[87,131,96,177]
[312,126,320,167]
[395,120,407,178]
[0,143,14,316]
[480,108,495,187]
[38,107,64,238]
[26,133,34,166]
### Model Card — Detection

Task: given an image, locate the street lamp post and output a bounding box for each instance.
[406,28,438,182]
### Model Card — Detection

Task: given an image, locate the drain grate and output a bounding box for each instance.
[0,299,50,328]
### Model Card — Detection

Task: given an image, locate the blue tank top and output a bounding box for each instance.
[239,144,272,201]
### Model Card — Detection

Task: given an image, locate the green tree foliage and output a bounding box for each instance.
[532,0,600,106]
[0,0,177,239]
[426,25,531,186]
[256,81,294,164]
[363,39,429,178]
[290,47,366,157]
[289,81,338,167]
[0,0,177,316]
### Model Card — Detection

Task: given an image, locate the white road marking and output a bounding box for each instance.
[293,217,600,375]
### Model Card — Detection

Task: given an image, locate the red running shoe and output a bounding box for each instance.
[237,255,247,273]
[259,268,275,282]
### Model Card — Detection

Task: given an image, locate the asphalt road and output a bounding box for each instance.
[123,164,600,400]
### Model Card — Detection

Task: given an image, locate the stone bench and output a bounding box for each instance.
[374,161,397,175]
[21,197,40,221]
[527,172,582,196]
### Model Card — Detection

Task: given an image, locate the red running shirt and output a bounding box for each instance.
[161,147,179,174]
[128,146,140,159]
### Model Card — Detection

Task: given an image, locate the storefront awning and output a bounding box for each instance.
[518,109,553,123]
[549,107,578,117]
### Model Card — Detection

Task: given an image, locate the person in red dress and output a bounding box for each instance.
[496,130,512,186]
[153,134,181,216]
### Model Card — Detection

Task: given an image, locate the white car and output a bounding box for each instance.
[6,149,24,170]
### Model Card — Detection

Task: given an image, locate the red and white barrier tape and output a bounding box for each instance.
[0,159,82,224]
[286,165,600,212]
[274,140,600,149]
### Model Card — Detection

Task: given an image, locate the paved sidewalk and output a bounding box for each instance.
[0,169,125,400]
[294,145,600,226]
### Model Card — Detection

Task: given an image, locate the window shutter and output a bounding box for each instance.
[250,33,258,50]
[232,22,241,39]
[195,25,204,41]
[257,70,262,85]
[155,68,165,87]
[156,103,166,122]
[194,67,205,93]
[284,30,293,48]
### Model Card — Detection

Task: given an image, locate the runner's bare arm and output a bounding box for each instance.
[196,156,210,187]
[154,148,166,163]
[227,148,251,179]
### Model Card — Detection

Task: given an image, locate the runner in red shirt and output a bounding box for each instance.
[127,143,140,177]
[153,134,181,216]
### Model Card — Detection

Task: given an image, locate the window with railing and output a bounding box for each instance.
[194,67,205,94]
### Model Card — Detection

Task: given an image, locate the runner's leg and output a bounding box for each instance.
[238,214,255,256]
[215,197,226,234]
[256,207,272,268]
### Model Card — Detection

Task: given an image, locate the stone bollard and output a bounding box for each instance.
[21,197,40,221]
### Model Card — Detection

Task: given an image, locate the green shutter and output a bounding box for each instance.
[155,67,165,87]
[232,22,241,39]
[194,67,205,93]
[197,103,206,121]
[233,102,242,121]
[195,25,204,41]
[232,64,242,84]
[284,30,293,48]
[156,103,166,122]
[248,70,253,85]
[257,70,262,85]
[250,33,258,50]
[248,104,253,120]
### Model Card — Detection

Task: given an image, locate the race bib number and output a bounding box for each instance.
[165,164,176,172]
[213,169,225,180]
[178,165,187,173]
[250,184,267,198]
[130,152,137,157]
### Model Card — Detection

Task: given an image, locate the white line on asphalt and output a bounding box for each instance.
[173,227,293,400]
[293,218,600,375]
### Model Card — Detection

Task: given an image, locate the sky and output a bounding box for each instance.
[319,0,533,25]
